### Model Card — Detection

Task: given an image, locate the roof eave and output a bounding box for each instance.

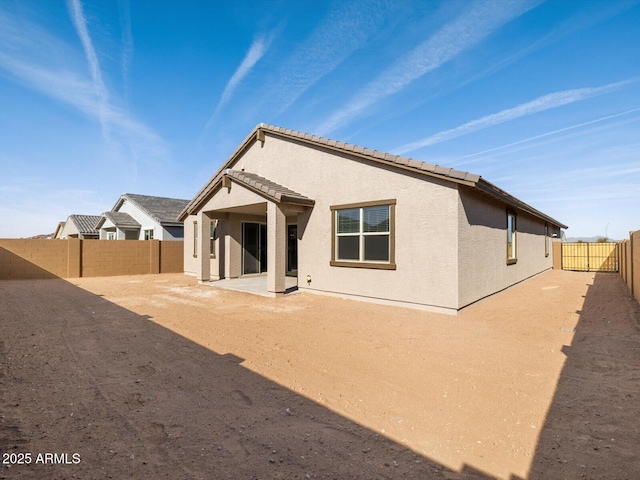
[263,127,479,188]
[179,126,265,220]
[95,215,107,229]
[475,179,568,230]
[178,124,477,219]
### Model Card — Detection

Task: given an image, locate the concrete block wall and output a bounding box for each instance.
[619,230,639,305]
[552,241,562,270]
[0,239,69,279]
[633,231,640,305]
[0,239,183,279]
[159,241,184,273]
[82,240,153,277]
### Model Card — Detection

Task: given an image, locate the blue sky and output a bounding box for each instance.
[0,0,638,239]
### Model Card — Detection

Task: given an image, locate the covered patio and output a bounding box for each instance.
[195,169,314,297]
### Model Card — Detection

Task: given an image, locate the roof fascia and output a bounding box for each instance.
[226,174,314,206]
[475,179,568,229]
[178,127,263,220]
[95,214,107,229]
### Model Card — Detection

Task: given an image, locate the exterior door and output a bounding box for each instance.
[287,225,298,275]
[242,223,267,274]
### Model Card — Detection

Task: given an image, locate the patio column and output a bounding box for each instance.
[267,202,286,296]
[226,216,242,279]
[197,211,210,282]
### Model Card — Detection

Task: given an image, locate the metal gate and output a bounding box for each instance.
[562,242,618,272]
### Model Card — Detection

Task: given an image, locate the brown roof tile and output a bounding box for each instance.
[226,170,314,205]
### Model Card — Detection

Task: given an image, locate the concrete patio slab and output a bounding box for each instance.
[202,274,298,296]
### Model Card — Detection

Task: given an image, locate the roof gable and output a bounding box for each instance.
[180,123,567,229]
[113,193,190,225]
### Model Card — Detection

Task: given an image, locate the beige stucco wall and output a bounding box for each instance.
[192,134,461,311]
[457,187,555,308]
[184,215,224,280]
[183,215,199,275]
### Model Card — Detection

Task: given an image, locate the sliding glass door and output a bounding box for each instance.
[242,223,267,274]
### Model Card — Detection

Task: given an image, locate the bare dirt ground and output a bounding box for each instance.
[1,270,639,480]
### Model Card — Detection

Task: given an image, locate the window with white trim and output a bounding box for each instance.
[144,229,154,240]
[331,200,396,269]
[107,232,115,240]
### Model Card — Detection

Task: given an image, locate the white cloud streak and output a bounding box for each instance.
[118,0,134,107]
[394,80,635,154]
[205,34,274,130]
[67,0,110,137]
[453,107,640,165]
[0,8,168,161]
[316,0,540,135]
[267,0,394,116]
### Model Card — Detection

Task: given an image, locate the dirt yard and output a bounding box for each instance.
[1,270,639,479]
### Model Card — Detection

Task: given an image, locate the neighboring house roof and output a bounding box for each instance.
[99,211,141,229]
[53,221,66,238]
[224,170,315,206]
[179,123,568,229]
[68,215,100,236]
[113,193,189,226]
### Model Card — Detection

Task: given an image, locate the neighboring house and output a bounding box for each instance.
[96,193,189,240]
[53,221,66,239]
[56,215,100,239]
[179,124,567,315]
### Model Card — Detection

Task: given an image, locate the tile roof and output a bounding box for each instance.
[68,215,100,236]
[179,123,567,229]
[224,170,314,205]
[121,194,189,225]
[102,211,141,228]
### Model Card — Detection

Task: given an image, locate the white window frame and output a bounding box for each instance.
[144,229,154,240]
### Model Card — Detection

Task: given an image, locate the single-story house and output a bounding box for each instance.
[97,193,189,240]
[55,215,100,239]
[179,124,567,315]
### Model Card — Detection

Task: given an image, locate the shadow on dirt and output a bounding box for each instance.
[527,272,640,479]
[2,256,639,479]
[0,255,493,480]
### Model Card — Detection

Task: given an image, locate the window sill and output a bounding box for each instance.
[507,258,517,265]
[330,260,396,270]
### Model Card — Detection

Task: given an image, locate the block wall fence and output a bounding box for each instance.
[0,239,183,280]
[619,230,640,305]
